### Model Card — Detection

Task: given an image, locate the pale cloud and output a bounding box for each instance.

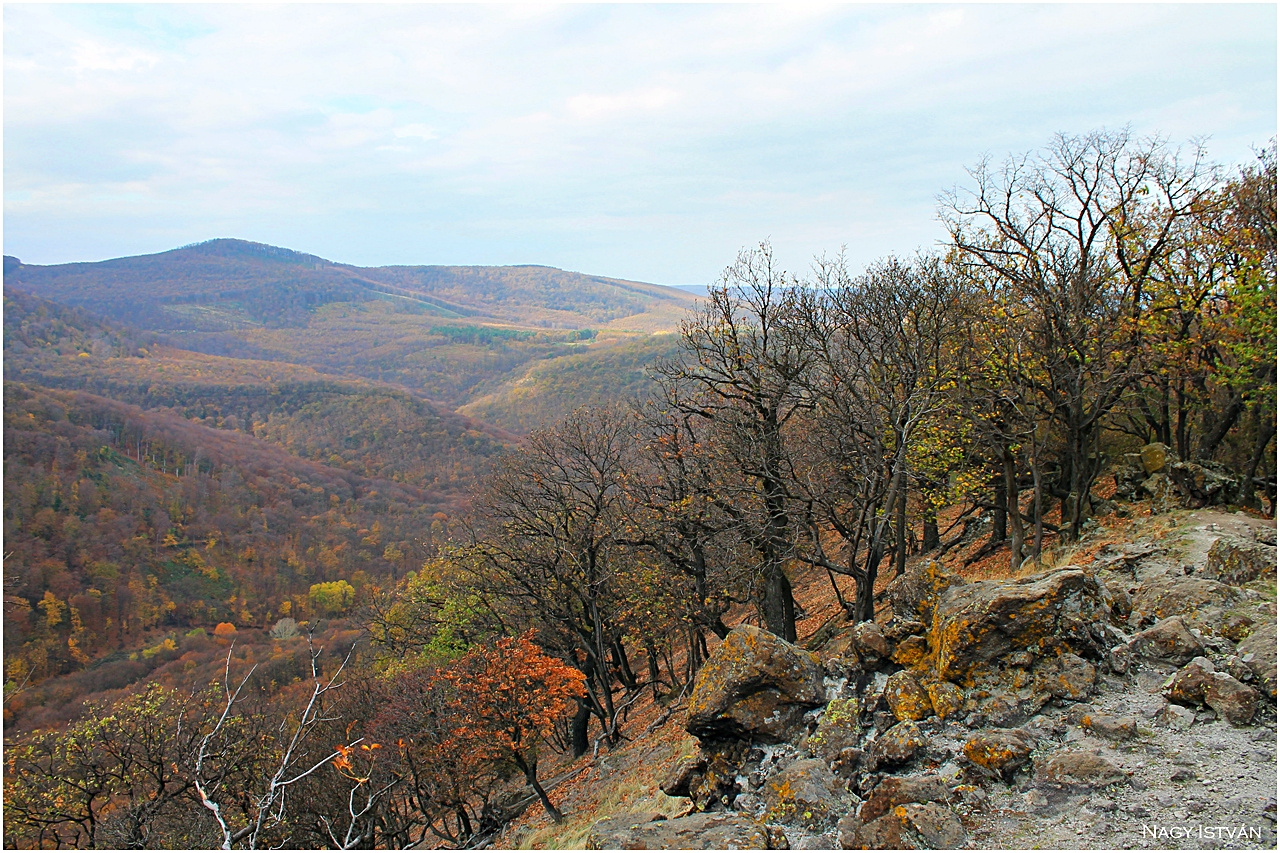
[4,4,1275,284]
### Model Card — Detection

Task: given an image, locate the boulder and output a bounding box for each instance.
[687,625,825,743]
[1238,622,1277,700]
[851,622,891,661]
[923,681,965,721]
[1203,672,1259,726]
[885,559,960,625]
[1198,538,1277,585]
[808,697,863,763]
[1107,643,1132,675]
[761,758,849,831]
[1130,577,1241,630]
[586,812,773,850]
[839,802,967,850]
[858,775,951,823]
[1140,443,1171,474]
[962,728,1035,780]
[884,672,933,722]
[1163,657,1216,707]
[1129,616,1205,665]
[1036,652,1097,701]
[1036,751,1127,788]
[1080,713,1138,741]
[867,721,925,771]
[1159,703,1195,730]
[931,569,1114,683]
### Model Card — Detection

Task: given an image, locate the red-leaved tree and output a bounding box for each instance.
[440,631,586,822]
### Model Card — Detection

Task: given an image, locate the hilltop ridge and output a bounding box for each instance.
[3,238,696,332]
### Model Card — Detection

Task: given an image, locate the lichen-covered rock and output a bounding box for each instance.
[890,635,930,669]
[858,775,951,823]
[1168,461,1237,507]
[687,625,825,743]
[660,753,706,798]
[923,680,964,720]
[1035,652,1097,700]
[1140,442,1171,474]
[762,758,849,831]
[586,812,668,849]
[1238,622,1277,700]
[1080,713,1138,741]
[885,559,960,626]
[1142,473,1177,507]
[1130,576,1240,629]
[884,671,933,722]
[851,622,891,661]
[1203,671,1259,726]
[1129,615,1205,665]
[687,744,746,811]
[840,802,967,850]
[1163,657,1216,707]
[1198,537,1277,585]
[867,720,925,770]
[962,728,1035,780]
[586,812,774,849]
[931,569,1114,683]
[1036,751,1127,788]
[809,697,863,763]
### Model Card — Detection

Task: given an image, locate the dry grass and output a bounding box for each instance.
[496,706,695,849]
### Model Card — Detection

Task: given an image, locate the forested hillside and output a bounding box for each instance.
[3,130,1274,850]
[5,289,514,486]
[458,333,682,433]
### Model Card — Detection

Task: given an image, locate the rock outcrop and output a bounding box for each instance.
[586,812,777,849]
[644,507,1275,852]
[687,625,825,743]
[931,569,1115,682]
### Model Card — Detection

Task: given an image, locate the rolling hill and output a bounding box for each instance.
[3,238,696,332]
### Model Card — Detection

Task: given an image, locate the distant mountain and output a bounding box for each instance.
[665,284,710,297]
[3,238,697,332]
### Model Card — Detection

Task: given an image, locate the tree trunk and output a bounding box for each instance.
[570,699,590,758]
[893,485,907,579]
[991,473,1007,544]
[513,754,562,823]
[1003,447,1025,571]
[922,505,939,552]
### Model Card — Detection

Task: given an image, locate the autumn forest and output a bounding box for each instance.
[3,129,1275,848]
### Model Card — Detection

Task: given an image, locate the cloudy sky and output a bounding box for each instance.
[4,4,1276,285]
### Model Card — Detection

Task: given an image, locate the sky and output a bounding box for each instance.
[4,4,1276,286]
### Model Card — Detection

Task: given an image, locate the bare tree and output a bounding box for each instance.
[942,128,1218,538]
[653,243,813,641]
[791,254,961,621]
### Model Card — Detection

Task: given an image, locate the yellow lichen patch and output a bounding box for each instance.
[924,680,965,720]
[885,671,934,722]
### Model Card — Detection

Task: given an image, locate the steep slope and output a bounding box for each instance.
[3,383,456,693]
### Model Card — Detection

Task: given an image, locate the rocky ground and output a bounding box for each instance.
[579,506,1277,850]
